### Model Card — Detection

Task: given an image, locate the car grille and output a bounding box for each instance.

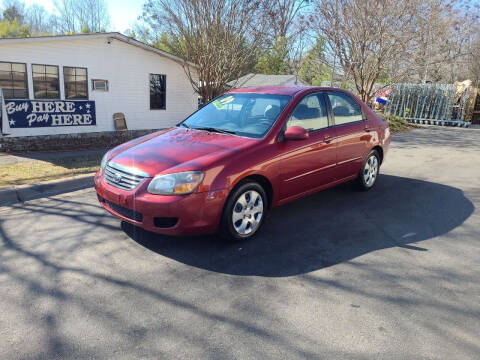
[105,200,143,222]
[104,162,148,190]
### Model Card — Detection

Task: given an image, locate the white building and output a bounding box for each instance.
[0,32,197,138]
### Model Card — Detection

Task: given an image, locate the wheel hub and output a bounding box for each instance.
[363,155,379,187]
[232,190,264,235]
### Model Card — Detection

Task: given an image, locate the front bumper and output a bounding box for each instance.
[94,171,228,235]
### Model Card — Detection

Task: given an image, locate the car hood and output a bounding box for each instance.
[109,127,257,176]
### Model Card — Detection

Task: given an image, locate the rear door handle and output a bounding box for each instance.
[365,126,372,132]
[323,136,332,143]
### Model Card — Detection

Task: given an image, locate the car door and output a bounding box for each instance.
[277,92,338,201]
[327,91,371,180]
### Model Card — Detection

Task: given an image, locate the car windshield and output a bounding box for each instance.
[181,93,292,138]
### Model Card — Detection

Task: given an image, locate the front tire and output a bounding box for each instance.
[219,182,268,241]
[357,150,380,191]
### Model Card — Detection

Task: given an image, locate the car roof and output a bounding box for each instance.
[227,85,347,97]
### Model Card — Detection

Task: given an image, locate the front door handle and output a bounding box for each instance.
[365,126,372,132]
[323,136,332,143]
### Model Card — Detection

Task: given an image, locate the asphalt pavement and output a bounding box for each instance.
[0,126,479,359]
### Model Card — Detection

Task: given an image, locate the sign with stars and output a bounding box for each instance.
[4,100,96,128]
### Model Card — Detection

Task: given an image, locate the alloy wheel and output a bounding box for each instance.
[232,190,264,235]
[363,154,379,187]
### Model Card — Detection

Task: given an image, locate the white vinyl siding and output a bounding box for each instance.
[0,37,197,137]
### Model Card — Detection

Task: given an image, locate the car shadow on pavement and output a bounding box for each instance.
[122,174,474,277]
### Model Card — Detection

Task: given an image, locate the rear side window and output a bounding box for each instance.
[328,92,363,125]
[286,93,329,131]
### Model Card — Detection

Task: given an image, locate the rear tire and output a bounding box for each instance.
[219,182,268,241]
[357,150,380,191]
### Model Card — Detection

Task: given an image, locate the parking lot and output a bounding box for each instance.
[0,126,479,359]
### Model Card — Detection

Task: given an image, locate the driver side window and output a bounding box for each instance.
[286,93,329,131]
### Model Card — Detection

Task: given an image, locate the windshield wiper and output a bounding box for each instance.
[178,122,191,129]
[192,126,236,135]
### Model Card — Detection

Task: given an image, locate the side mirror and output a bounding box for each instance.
[284,126,309,141]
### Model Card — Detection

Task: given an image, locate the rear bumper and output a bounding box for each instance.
[94,171,228,235]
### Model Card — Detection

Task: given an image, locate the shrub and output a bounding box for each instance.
[383,114,416,133]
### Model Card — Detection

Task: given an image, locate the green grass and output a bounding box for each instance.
[0,154,102,187]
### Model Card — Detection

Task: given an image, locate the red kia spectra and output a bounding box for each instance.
[95,86,390,241]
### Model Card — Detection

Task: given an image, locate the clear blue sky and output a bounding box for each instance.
[1,0,144,33]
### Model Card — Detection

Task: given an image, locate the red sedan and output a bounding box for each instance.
[95,86,390,241]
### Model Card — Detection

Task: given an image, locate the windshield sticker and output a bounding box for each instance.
[213,100,223,109]
[220,96,235,105]
[213,96,235,109]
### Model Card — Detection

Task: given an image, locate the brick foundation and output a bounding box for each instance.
[0,129,162,153]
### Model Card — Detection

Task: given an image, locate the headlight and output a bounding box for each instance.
[147,171,204,195]
[100,151,111,172]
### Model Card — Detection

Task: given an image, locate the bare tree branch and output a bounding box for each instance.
[142,0,266,102]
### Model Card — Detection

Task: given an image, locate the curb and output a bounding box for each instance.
[0,173,95,206]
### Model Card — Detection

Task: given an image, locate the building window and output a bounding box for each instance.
[150,74,166,110]
[32,64,60,99]
[64,66,88,99]
[0,61,28,99]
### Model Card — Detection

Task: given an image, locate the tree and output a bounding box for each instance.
[467,30,480,87]
[0,1,56,36]
[298,37,329,85]
[444,2,480,84]
[0,18,30,38]
[141,0,266,102]
[400,0,477,84]
[24,4,56,35]
[314,0,418,103]
[262,0,310,43]
[258,0,312,75]
[54,0,110,33]
[81,24,92,33]
[254,37,290,74]
[414,0,457,83]
[151,32,188,59]
[2,0,25,23]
